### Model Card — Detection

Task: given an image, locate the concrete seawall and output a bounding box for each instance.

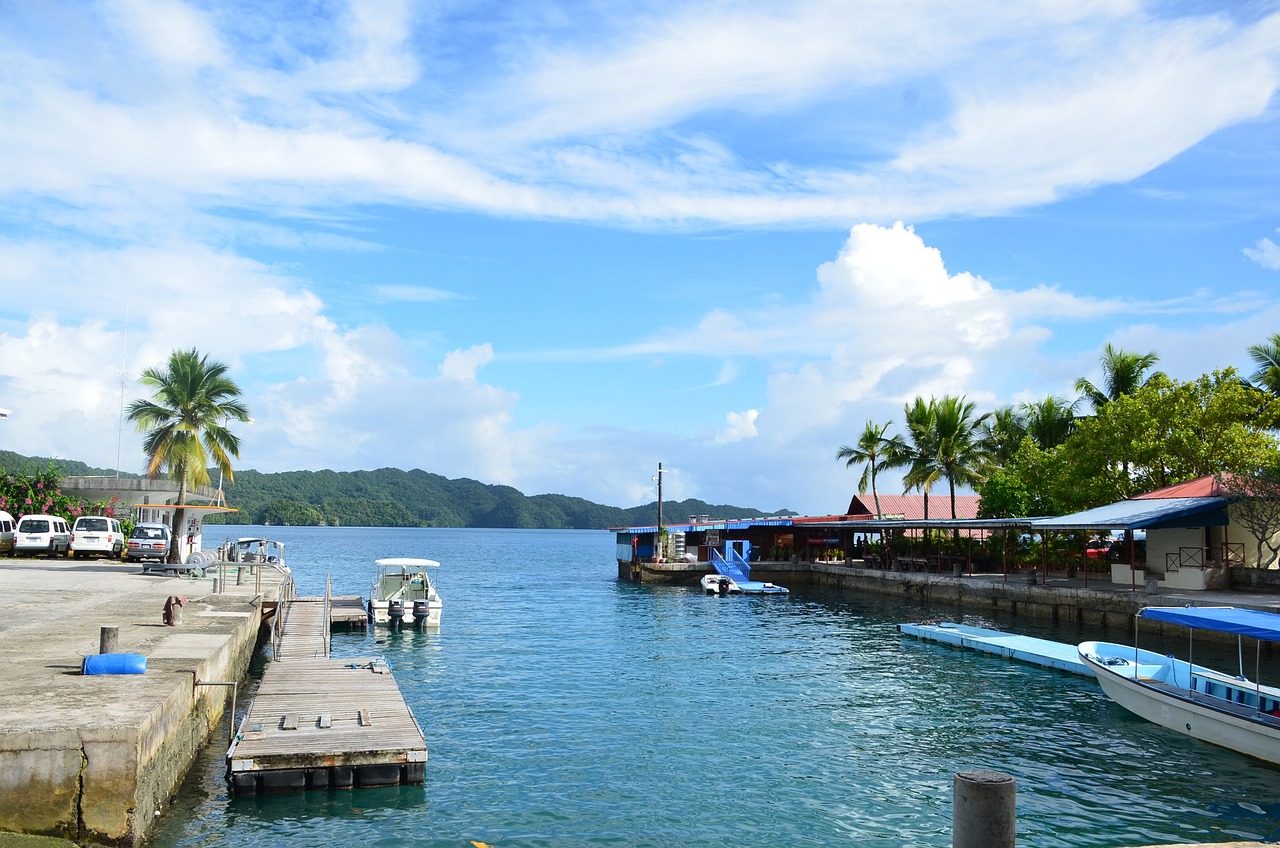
[0,558,277,847]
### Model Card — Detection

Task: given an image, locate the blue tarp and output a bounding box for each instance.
[1140,606,1280,643]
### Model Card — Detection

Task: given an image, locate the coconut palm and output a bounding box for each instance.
[126,348,250,564]
[837,420,908,519]
[932,395,992,519]
[1022,395,1077,450]
[1074,343,1160,413]
[900,397,943,520]
[1247,333,1280,396]
[979,406,1027,466]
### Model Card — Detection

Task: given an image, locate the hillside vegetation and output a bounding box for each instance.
[213,467,796,529]
[0,452,794,529]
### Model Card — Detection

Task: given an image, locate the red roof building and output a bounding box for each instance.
[845,493,981,520]
[1134,475,1234,499]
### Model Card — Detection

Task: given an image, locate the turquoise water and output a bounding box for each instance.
[148,527,1280,847]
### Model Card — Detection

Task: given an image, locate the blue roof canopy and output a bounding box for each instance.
[1029,496,1228,531]
[1140,606,1280,643]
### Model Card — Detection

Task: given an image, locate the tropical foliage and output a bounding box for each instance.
[836,420,905,519]
[839,341,1280,531]
[126,348,250,562]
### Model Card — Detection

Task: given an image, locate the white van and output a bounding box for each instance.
[0,510,14,555]
[14,514,71,557]
[71,516,125,559]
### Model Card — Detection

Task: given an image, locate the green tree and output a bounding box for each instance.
[1247,332,1280,396]
[126,348,250,563]
[836,420,907,519]
[1022,395,1077,450]
[979,406,1027,467]
[932,396,992,519]
[901,397,942,520]
[1074,343,1160,413]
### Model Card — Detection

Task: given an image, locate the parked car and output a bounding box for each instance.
[13,514,72,557]
[126,522,172,563]
[0,510,14,555]
[1106,538,1147,563]
[71,516,125,559]
[1083,538,1114,560]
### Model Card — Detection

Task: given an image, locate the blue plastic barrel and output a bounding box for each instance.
[82,653,147,675]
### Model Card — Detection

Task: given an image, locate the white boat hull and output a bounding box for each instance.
[1080,641,1280,766]
[370,557,443,629]
[701,574,741,595]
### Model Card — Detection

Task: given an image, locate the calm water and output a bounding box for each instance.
[147,526,1280,847]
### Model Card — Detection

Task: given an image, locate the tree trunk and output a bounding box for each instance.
[168,477,188,565]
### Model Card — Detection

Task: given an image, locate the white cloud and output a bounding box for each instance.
[1245,237,1280,271]
[713,409,759,445]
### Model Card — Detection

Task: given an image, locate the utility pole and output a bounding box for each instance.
[654,463,668,560]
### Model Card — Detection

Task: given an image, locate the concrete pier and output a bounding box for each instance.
[0,556,283,847]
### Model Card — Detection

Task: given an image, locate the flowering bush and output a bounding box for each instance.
[0,462,117,522]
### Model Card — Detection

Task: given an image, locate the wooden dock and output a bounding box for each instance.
[227,590,426,793]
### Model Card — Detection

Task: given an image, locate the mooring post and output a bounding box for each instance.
[953,769,1015,848]
[99,625,119,655]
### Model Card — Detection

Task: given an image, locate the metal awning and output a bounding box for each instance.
[1029,497,1228,532]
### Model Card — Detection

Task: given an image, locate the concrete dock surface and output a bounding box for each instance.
[0,555,282,847]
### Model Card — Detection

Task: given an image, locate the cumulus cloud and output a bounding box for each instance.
[713,409,759,445]
[1245,237,1280,271]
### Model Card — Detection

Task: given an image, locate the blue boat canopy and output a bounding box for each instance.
[1140,606,1280,643]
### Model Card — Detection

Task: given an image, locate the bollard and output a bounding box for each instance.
[953,769,1015,848]
[162,595,187,626]
[99,625,119,655]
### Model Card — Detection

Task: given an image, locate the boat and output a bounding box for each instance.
[369,557,442,628]
[220,537,287,571]
[1080,605,1280,766]
[701,573,741,595]
[702,542,789,595]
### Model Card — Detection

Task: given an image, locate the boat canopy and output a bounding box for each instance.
[1140,606,1280,643]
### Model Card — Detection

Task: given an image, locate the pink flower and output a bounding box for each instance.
[24,498,31,505]
[36,482,43,489]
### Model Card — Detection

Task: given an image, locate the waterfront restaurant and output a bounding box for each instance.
[614,475,1263,592]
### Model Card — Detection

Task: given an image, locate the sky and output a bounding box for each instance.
[0,0,1279,517]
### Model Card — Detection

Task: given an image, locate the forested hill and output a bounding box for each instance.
[1,451,795,529]
[212,467,796,529]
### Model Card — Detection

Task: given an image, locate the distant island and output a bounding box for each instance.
[0,450,795,530]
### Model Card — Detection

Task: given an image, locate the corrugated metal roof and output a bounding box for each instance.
[1134,475,1231,499]
[1029,497,1228,531]
[845,493,981,520]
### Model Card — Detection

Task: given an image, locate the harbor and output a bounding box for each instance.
[6,527,1280,848]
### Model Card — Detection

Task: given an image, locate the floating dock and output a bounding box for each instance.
[227,591,426,793]
[897,621,1095,678]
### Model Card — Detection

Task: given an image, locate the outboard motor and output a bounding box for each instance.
[717,577,731,595]
[412,599,431,628]
[388,599,405,628]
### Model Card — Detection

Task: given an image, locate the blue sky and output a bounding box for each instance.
[0,0,1278,516]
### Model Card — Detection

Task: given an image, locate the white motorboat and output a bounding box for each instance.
[1080,606,1280,766]
[701,573,741,595]
[370,557,442,628]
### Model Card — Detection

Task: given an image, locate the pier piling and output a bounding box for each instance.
[952,768,1015,848]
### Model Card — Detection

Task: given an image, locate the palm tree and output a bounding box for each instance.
[837,420,908,519]
[932,395,991,519]
[126,348,250,564]
[1074,343,1160,413]
[979,406,1027,466]
[901,397,942,520]
[1247,333,1280,396]
[1021,395,1077,450]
